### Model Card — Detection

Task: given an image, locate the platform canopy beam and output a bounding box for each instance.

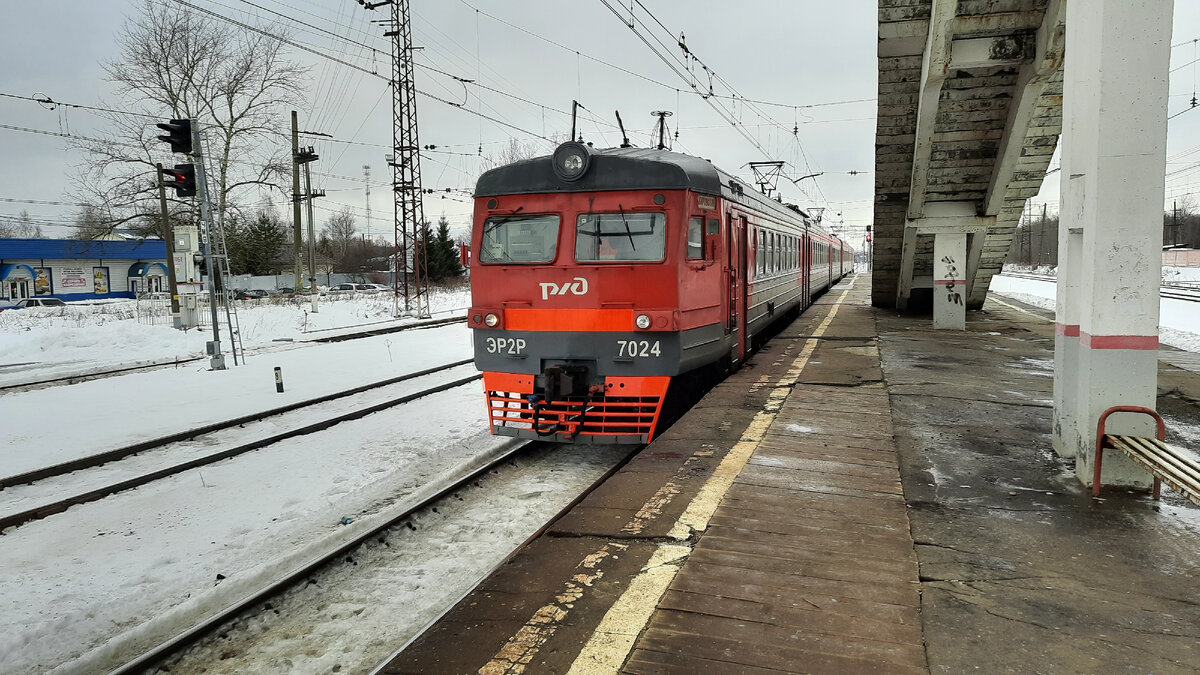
[874,0,1066,313]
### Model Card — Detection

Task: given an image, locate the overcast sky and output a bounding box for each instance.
[2,1,1200,251]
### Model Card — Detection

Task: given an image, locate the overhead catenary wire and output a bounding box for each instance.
[169,0,555,142]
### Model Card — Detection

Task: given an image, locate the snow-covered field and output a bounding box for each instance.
[0,284,471,384]
[0,287,509,673]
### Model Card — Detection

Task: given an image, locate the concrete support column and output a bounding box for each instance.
[933,232,967,330]
[1057,0,1171,488]
[1052,228,1082,457]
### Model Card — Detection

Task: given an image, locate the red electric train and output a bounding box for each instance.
[467,141,852,444]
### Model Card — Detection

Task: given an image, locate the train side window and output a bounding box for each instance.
[756,230,765,275]
[687,217,704,260]
[479,214,560,264]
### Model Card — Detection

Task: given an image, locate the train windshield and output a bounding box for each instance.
[479,214,560,263]
[575,212,666,262]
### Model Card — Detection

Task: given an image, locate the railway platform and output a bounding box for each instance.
[382,275,1200,674]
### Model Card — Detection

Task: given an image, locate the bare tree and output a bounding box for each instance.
[322,207,357,267]
[480,138,547,171]
[70,205,114,240]
[0,210,44,238]
[70,1,306,238]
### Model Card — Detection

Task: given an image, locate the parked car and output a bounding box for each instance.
[0,298,68,311]
[234,289,269,300]
[328,282,385,294]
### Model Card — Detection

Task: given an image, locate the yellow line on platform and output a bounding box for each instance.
[565,281,854,675]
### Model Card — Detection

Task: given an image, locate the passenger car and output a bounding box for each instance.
[1,298,68,311]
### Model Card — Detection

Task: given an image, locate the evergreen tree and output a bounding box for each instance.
[227,210,288,275]
[433,216,464,281]
[419,216,463,282]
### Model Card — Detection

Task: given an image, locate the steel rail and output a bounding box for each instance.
[0,370,481,531]
[369,445,639,674]
[108,438,537,675]
[0,359,473,489]
[0,356,206,393]
[308,315,465,342]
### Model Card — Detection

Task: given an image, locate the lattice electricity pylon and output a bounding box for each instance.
[749,161,785,199]
[390,0,429,316]
[362,0,430,318]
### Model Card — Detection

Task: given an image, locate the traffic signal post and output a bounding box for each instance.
[155,162,184,329]
[155,116,228,370]
[188,121,226,370]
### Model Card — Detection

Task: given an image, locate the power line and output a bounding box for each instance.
[0,92,160,120]
[171,0,554,142]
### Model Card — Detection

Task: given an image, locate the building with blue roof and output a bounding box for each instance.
[0,238,168,302]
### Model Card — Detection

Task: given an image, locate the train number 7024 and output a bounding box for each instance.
[616,340,662,358]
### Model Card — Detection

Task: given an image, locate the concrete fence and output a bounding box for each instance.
[1163,249,1200,267]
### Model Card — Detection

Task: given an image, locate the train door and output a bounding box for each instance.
[827,241,834,283]
[802,233,811,306]
[725,212,748,364]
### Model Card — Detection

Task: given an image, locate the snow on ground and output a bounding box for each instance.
[991,268,1200,352]
[0,284,470,383]
[1004,263,1200,284]
[0,286,493,673]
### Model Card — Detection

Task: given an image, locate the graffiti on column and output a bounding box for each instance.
[941,255,963,305]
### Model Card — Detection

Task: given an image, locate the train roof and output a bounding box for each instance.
[475,146,723,197]
[475,144,837,240]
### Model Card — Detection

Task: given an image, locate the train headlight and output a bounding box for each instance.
[484,313,499,327]
[552,142,592,182]
[635,314,651,329]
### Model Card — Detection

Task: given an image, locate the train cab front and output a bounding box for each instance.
[468,312,673,444]
[466,141,708,444]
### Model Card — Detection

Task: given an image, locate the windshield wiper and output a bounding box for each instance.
[483,206,525,234]
[617,204,636,250]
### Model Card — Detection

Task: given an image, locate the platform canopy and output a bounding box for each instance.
[872,0,1066,310]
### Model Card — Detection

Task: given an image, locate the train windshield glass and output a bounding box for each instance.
[575,212,666,262]
[479,214,560,263]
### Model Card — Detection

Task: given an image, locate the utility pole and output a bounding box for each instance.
[300,147,322,312]
[156,162,182,329]
[363,164,372,242]
[291,111,303,291]
[1173,200,1179,247]
[1040,203,1048,265]
[1020,200,1032,266]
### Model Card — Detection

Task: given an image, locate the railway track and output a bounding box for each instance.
[0,356,207,393]
[0,314,465,394]
[0,360,479,531]
[998,272,1200,302]
[109,441,632,675]
[307,314,464,342]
